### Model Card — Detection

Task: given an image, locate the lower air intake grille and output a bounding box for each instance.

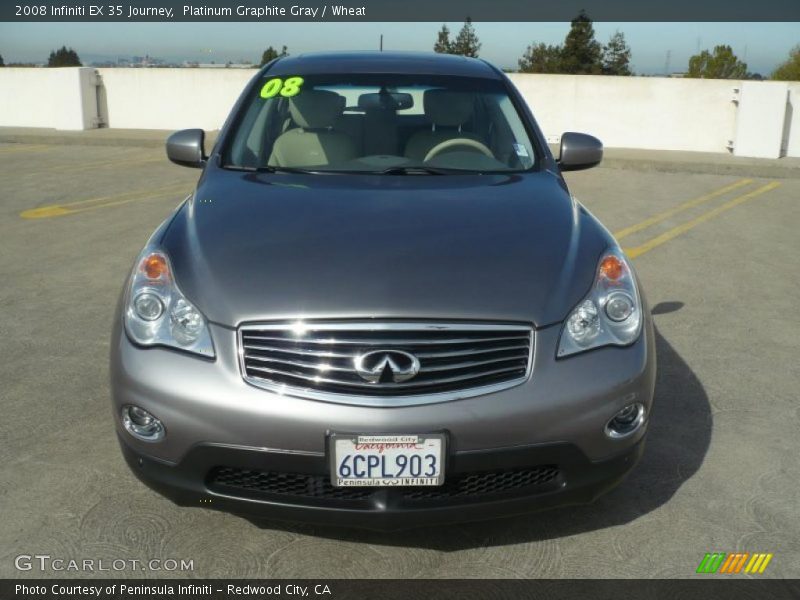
[402,465,561,500]
[209,467,373,500]
[207,465,561,505]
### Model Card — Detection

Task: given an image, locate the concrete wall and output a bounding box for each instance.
[786,84,800,159]
[97,68,255,131]
[0,67,98,130]
[508,73,739,154]
[1,67,798,158]
[732,81,789,159]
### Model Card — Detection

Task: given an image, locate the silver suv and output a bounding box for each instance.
[110,51,655,529]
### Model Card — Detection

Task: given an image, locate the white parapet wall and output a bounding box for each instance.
[508,73,739,154]
[0,67,798,157]
[97,68,256,131]
[786,84,800,159]
[0,67,99,130]
[733,81,789,159]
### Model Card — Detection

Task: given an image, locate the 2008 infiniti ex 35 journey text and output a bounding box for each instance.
[110,51,656,530]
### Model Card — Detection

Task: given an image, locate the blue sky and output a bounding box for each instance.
[0,22,797,75]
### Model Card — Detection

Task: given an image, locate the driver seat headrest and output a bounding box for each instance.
[424,89,475,127]
[289,90,344,129]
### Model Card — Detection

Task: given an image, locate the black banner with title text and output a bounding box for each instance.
[3,0,800,22]
[3,579,800,600]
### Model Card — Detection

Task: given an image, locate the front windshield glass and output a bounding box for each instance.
[223,73,538,173]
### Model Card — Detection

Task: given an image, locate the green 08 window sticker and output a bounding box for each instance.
[260,77,304,99]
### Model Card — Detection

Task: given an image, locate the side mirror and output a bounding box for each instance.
[557,132,603,171]
[166,129,206,168]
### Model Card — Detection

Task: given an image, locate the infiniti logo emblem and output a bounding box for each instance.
[353,350,421,384]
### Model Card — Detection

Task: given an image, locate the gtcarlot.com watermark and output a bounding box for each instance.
[14,554,194,572]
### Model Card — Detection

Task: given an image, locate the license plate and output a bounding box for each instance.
[330,434,445,487]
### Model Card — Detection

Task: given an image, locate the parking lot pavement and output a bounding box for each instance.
[1,142,798,578]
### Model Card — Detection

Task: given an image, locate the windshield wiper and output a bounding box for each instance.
[258,165,324,174]
[376,166,457,175]
[224,164,468,176]
[223,164,323,174]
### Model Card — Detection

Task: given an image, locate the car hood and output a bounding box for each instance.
[161,165,611,328]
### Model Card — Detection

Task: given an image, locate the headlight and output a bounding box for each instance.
[123,246,215,357]
[558,248,642,357]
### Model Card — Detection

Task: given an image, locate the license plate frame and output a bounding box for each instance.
[328,432,447,488]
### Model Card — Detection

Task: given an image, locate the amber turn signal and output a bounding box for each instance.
[599,255,624,281]
[142,253,169,280]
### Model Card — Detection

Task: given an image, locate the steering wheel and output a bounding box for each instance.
[424,138,494,162]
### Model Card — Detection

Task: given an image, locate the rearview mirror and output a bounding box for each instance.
[166,129,206,168]
[557,132,603,171]
[357,92,414,111]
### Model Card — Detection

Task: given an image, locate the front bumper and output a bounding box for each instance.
[119,433,645,530]
[111,322,655,459]
[111,307,656,528]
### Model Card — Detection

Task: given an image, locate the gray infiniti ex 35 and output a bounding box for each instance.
[110,51,656,530]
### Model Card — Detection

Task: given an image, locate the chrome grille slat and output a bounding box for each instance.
[242,334,530,346]
[243,344,356,359]
[414,343,529,359]
[422,356,527,372]
[245,355,355,373]
[244,345,526,364]
[247,364,526,388]
[239,321,533,405]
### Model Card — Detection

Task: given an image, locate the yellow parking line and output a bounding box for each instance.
[613,178,754,241]
[21,157,161,177]
[49,184,185,208]
[0,144,49,154]
[625,181,781,259]
[50,156,163,173]
[20,184,188,219]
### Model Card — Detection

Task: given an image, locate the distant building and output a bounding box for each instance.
[193,62,255,69]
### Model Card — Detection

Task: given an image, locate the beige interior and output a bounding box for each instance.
[268,90,358,167]
[404,90,485,161]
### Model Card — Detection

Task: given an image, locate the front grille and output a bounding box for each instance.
[401,466,561,500]
[209,467,373,500]
[239,321,532,401]
[207,466,561,506]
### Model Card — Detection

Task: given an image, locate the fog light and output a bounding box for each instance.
[122,405,165,442]
[605,402,645,439]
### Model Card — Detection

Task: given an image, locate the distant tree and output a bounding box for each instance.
[433,24,454,54]
[259,45,288,67]
[518,16,633,76]
[47,46,82,67]
[746,72,764,80]
[452,17,481,58]
[0,54,4,67]
[771,45,800,81]
[687,45,747,79]
[560,11,603,74]
[602,31,632,75]
[518,43,563,73]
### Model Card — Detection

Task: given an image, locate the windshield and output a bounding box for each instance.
[223,73,538,174]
